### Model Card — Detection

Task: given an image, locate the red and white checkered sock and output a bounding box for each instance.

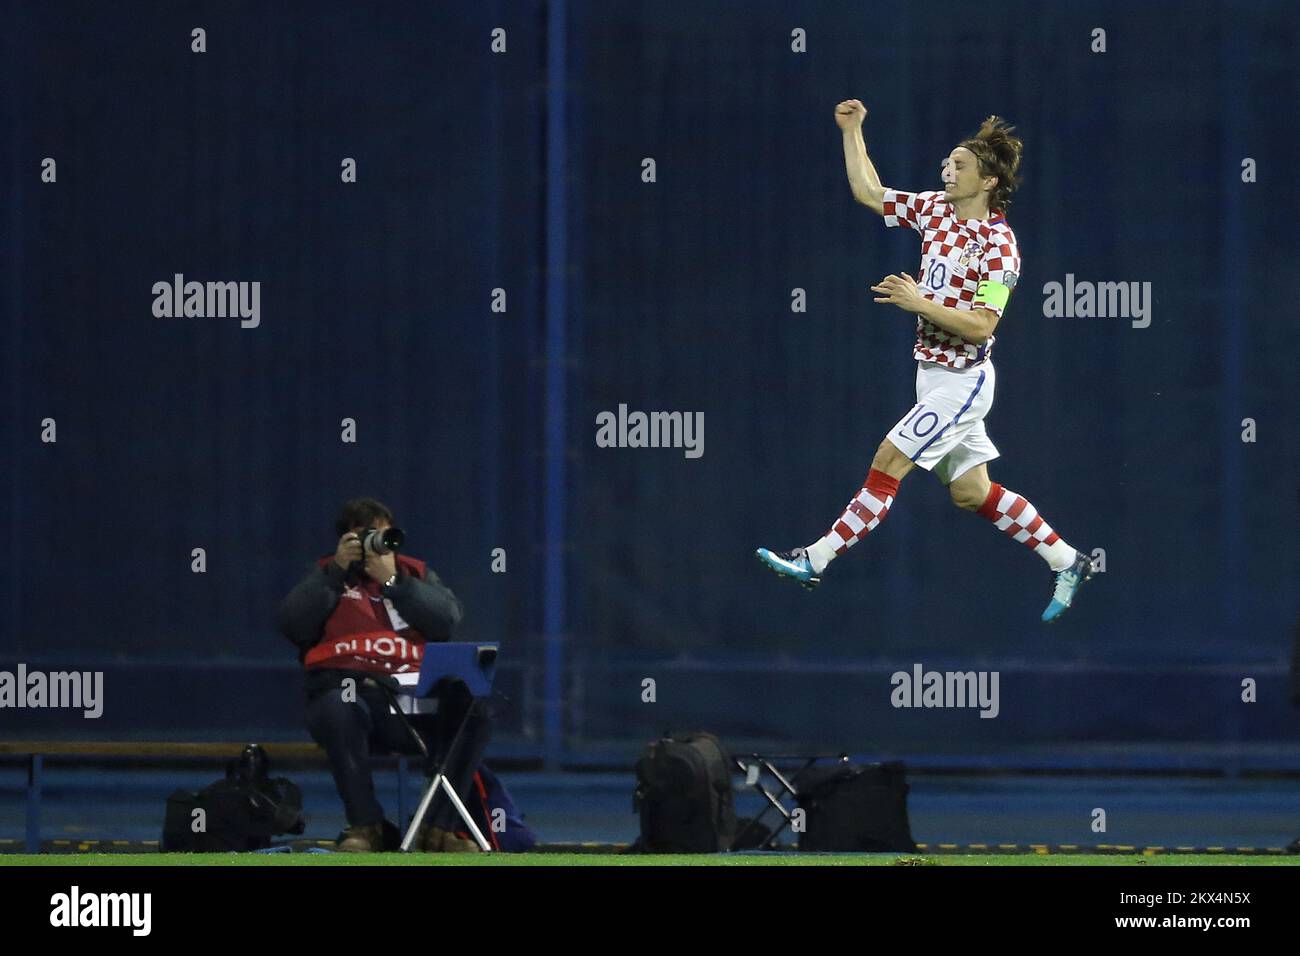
[976,482,1077,572]
[806,468,900,573]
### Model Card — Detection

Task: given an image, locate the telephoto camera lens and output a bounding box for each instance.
[361,526,404,555]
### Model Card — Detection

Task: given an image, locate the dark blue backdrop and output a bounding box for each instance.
[3,0,1297,764]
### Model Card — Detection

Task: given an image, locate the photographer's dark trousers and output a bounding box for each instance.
[304,668,492,832]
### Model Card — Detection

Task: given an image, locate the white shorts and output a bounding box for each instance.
[887,360,999,484]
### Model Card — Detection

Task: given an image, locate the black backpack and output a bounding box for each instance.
[161,746,306,852]
[632,731,736,852]
[795,761,917,852]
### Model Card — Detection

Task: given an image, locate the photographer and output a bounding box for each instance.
[275,497,491,853]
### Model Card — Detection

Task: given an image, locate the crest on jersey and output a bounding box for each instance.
[1003,271,1019,289]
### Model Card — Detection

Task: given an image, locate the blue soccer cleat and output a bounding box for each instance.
[1041,550,1096,622]
[756,547,821,590]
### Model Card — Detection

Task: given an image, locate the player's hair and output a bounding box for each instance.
[335,496,395,537]
[958,116,1022,213]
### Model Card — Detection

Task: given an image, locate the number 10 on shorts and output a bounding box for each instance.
[899,403,939,438]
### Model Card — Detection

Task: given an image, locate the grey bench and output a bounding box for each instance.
[0,741,415,853]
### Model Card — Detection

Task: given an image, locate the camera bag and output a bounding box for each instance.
[795,760,917,852]
[632,730,736,852]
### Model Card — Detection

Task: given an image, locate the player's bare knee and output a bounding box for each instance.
[949,469,991,511]
[949,484,985,511]
[872,438,909,476]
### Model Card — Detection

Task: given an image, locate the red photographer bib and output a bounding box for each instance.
[303,554,430,675]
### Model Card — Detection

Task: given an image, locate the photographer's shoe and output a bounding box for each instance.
[419,823,481,853]
[337,822,384,852]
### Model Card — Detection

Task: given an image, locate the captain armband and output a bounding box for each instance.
[974,280,1011,312]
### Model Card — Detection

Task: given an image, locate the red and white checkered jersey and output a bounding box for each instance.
[881,188,1021,369]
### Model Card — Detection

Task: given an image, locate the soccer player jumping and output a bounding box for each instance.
[757,100,1095,622]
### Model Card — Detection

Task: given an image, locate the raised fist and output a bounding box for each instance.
[834,99,867,131]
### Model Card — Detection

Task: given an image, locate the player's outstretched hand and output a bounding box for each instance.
[835,99,867,130]
[871,273,924,313]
